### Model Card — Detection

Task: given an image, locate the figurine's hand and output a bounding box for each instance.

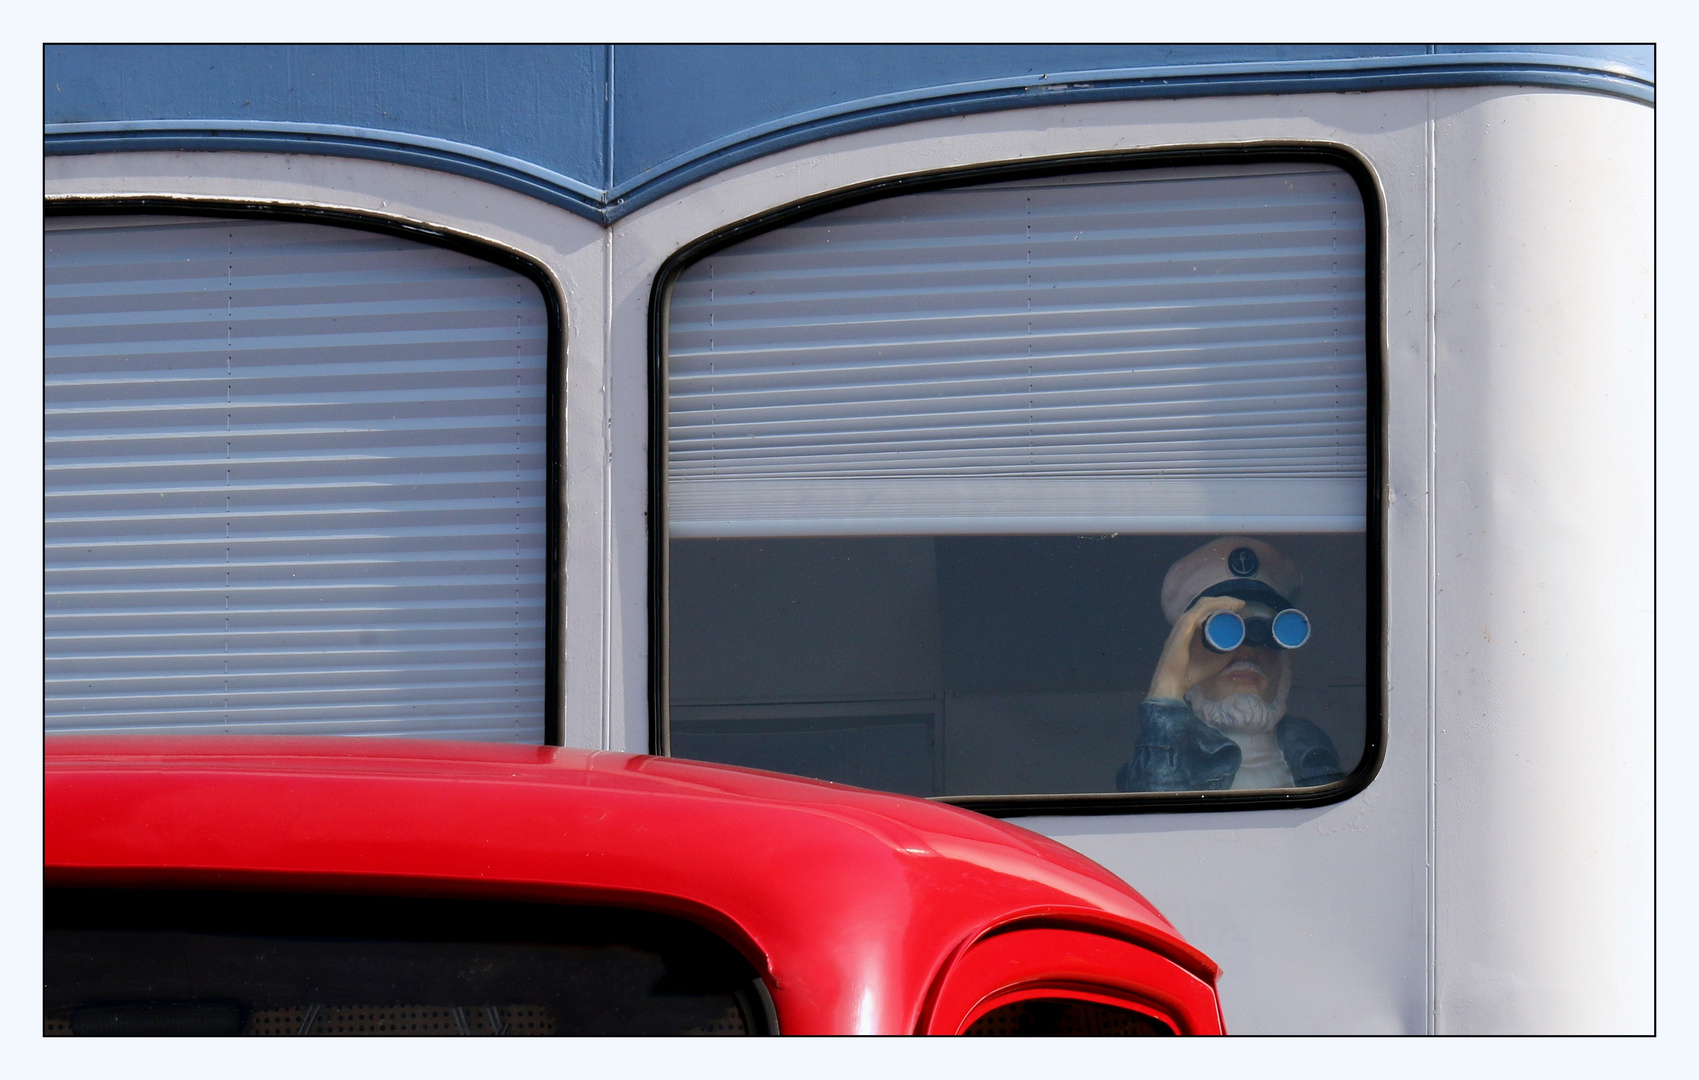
[1148,596,1245,701]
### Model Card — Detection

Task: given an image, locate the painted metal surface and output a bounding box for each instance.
[45,735,1224,1035]
[928,927,1218,1034]
[1426,88,1653,1034]
[41,79,1654,1033]
[45,45,1652,224]
[595,85,1647,1032]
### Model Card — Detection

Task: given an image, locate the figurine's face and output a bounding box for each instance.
[1194,603,1287,704]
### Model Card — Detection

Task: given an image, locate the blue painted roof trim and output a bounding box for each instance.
[47,50,1653,227]
[46,125,612,222]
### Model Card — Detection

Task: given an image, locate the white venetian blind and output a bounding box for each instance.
[46,215,548,741]
[666,163,1367,537]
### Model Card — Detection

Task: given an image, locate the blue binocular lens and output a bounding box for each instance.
[1201,610,1246,652]
[1270,608,1311,649]
[1201,608,1311,652]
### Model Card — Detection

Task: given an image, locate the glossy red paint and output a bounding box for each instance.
[923,927,1218,1034]
[46,735,1224,1035]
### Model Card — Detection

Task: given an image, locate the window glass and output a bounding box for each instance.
[45,889,767,1036]
[664,163,1371,800]
[45,215,549,741]
[965,999,1173,1036]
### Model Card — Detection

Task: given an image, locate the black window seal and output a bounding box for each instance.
[646,143,1387,816]
[44,196,568,747]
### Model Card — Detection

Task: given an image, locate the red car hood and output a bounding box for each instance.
[46,735,1218,1034]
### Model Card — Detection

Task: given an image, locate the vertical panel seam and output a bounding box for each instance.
[1425,88,1440,1036]
[602,228,616,751]
[601,45,618,750]
[603,46,615,198]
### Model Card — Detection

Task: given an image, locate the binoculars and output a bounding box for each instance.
[1201,608,1311,652]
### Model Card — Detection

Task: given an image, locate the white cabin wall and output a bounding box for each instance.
[44,82,1656,1034]
[612,91,1440,1033]
[1429,89,1654,1034]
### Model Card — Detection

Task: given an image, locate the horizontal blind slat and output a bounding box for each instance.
[667,163,1366,536]
[45,215,547,741]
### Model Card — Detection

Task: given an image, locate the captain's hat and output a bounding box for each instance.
[1160,536,1303,625]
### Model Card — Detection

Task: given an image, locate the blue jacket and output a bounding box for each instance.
[1115,698,1345,792]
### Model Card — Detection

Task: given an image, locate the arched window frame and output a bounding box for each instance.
[647,145,1388,815]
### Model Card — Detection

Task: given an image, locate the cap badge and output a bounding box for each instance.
[1227,547,1260,577]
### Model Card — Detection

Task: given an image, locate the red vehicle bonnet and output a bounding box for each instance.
[46,735,1222,1034]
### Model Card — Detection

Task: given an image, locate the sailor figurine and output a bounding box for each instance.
[1117,536,1343,792]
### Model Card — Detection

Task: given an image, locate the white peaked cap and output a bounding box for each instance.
[1159,536,1303,625]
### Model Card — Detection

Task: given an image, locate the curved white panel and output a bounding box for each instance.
[1429,89,1654,1034]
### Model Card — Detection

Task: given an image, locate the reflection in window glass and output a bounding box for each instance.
[45,889,766,1036]
[665,163,1369,799]
[965,998,1173,1035]
[670,534,1365,796]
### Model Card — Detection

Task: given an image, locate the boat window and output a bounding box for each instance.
[660,161,1376,807]
[45,214,554,742]
[45,888,770,1036]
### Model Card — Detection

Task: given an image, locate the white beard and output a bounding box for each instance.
[1186,661,1291,734]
